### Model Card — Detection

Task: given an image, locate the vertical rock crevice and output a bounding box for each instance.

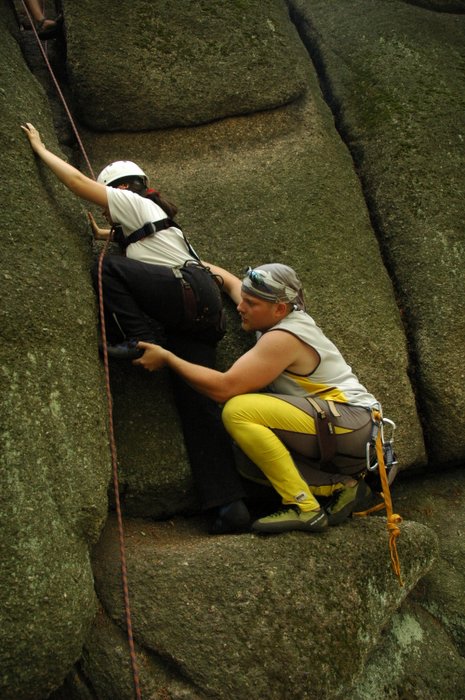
[286,1,430,455]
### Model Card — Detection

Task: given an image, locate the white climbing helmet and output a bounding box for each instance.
[97,160,148,187]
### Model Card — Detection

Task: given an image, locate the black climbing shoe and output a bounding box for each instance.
[209,500,251,535]
[101,339,144,360]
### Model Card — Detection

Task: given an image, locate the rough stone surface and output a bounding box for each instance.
[62,0,310,131]
[89,514,436,700]
[106,360,196,517]
[395,469,465,655]
[3,0,465,698]
[1,5,110,699]
[291,0,465,465]
[50,608,207,700]
[349,599,465,699]
[347,468,465,698]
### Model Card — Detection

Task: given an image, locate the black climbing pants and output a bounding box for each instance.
[92,255,246,510]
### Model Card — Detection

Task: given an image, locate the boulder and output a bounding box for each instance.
[62,0,310,131]
[0,6,110,699]
[54,467,465,700]
[87,514,437,700]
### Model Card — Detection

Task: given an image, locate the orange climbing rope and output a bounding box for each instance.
[355,408,404,586]
[19,3,142,695]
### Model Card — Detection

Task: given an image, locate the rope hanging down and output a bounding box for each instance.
[20,4,142,695]
[97,236,142,698]
[354,408,404,586]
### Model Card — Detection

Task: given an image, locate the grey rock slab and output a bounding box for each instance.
[91,514,437,700]
[290,0,465,465]
[1,8,110,699]
[62,0,310,130]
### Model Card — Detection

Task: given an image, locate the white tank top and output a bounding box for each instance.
[261,310,378,409]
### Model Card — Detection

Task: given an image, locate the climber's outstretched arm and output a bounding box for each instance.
[21,122,108,208]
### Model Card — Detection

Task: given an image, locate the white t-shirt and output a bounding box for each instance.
[106,187,196,267]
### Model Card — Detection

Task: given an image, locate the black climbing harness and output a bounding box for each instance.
[114,217,201,262]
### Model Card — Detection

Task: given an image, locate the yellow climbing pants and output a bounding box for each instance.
[222,393,371,511]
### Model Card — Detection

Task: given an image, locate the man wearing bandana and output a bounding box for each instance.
[135,264,379,534]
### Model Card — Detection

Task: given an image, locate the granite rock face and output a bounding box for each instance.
[3,0,465,698]
[292,0,465,465]
[63,0,310,131]
[87,515,437,700]
[1,4,110,699]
